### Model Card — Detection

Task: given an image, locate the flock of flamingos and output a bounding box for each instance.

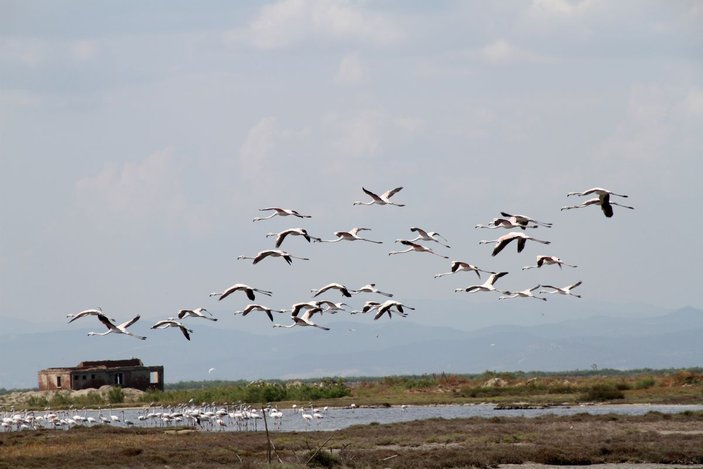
[66,185,634,340]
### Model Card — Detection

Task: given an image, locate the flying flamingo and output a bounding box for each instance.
[539,281,583,298]
[455,271,509,294]
[407,227,450,248]
[389,239,448,259]
[474,217,539,230]
[236,249,310,265]
[252,207,311,222]
[566,187,629,198]
[151,319,193,340]
[374,300,415,320]
[499,212,552,228]
[177,308,217,321]
[66,308,115,324]
[87,314,147,340]
[273,307,329,331]
[353,187,404,207]
[318,227,383,244]
[561,193,634,218]
[498,286,547,301]
[210,283,273,301]
[522,255,577,270]
[265,228,321,248]
[352,283,393,297]
[479,231,551,256]
[310,282,353,298]
[234,304,285,322]
[434,261,490,279]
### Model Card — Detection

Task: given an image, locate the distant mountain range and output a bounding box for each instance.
[1,306,701,389]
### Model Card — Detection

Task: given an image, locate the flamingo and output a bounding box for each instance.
[566,187,629,198]
[177,308,217,321]
[522,255,577,270]
[66,308,115,324]
[434,260,489,279]
[353,187,404,207]
[479,231,551,256]
[315,300,349,312]
[151,319,193,340]
[234,303,285,322]
[318,227,383,244]
[210,283,273,301]
[236,249,310,265]
[273,307,329,331]
[539,281,583,298]
[265,227,321,248]
[87,313,147,340]
[374,300,415,320]
[388,239,448,259]
[407,227,450,248]
[352,283,393,297]
[252,207,311,222]
[499,212,552,228]
[350,300,381,314]
[285,301,321,317]
[474,217,539,230]
[310,282,353,298]
[455,271,509,294]
[561,193,634,218]
[498,286,547,301]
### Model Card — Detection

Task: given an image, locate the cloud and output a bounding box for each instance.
[335,52,366,85]
[478,40,541,64]
[230,0,402,50]
[239,117,278,177]
[528,0,598,18]
[70,40,99,61]
[74,148,210,235]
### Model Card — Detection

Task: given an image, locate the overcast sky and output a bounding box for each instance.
[2,1,702,339]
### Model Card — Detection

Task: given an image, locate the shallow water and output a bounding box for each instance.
[6,403,702,433]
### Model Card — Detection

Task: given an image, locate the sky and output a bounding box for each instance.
[1,0,702,341]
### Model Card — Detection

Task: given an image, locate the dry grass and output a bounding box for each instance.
[2,412,703,468]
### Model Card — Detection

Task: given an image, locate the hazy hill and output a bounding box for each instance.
[1,306,701,389]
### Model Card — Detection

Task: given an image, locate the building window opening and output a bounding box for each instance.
[91,374,95,379]
[83,375,87,380]
[114,373,123,386]
[150,371,159,384]
[56,376,62,388]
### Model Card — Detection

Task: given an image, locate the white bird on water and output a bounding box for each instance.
[236,249,310,265]
[407,227,450,248]
[87,314,147,340]
[151,319,193,341]
[318,227,383,244]
[353,187,405,207]
[177,308,217,321]
[539,281,583,298]
[210,283,273,301]
[265,228,321,248]
[388,239,448,259]
[522,255,577,271]
[498,286,547,301]
[434,260,490,279]
[479,232,551,256]
[252,207,311,222]
[455,271,509,294]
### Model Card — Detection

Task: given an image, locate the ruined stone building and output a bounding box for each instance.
[38,358,164,391]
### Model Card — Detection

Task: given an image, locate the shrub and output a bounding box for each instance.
[635,377,656,389]
[107,387,125,404]
[582,384,625,401]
